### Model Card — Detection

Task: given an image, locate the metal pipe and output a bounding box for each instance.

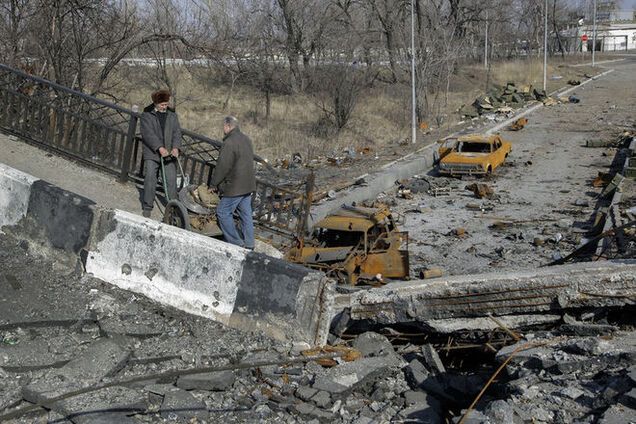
[543,0,548,91]
[484,11,488,69]
[411,0,417,144]
[592,0,597,66]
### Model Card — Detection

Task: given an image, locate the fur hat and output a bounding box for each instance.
[151,89,171,104]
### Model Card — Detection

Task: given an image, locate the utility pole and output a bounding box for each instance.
[543,0,548,91]
[484,11,488,69]
[592,0,597,66]
[411,0,417,144]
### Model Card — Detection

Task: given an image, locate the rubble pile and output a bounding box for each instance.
[459,82,545,119]
[457,81,580,120]
[459,314,636,424]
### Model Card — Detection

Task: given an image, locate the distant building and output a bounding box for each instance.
[578,22,636,51]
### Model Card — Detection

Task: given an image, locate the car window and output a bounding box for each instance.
[458,142,491,153]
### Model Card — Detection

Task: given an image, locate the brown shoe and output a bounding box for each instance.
[142,209,152,218]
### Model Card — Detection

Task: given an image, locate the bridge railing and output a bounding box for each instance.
[0,63,311,239]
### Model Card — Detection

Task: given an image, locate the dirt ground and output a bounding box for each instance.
[389,57,635,277]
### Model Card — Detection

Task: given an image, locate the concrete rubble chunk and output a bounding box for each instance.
[291,401,334,421]
[0,336,89,371]
[484,399,515,423]
[176,370,236,391]
[0,368,21,411]
[397,393,442,423]
[312,356,400,395]
[295,385,318,402]
[420,344,445,374]
[453,409,489,424]
[403,390,429,406]
[628,365,636,385]
[598,404,636,424]
[98,315,165,338]
[404,358,430,388]
[53,386,146,424]
[22,337,131,406]
[559,320,618,336]
[619,388,636,409]
[311,390,331,408]
[160,388,208,422]
[352,331,395,357]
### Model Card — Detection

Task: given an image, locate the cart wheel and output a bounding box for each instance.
[163,200,191,231]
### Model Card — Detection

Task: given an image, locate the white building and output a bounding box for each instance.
[579,22,636,51]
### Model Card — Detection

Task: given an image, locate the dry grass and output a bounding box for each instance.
[106,57,597,162]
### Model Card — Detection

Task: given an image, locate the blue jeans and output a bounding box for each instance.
[216,194,254,249]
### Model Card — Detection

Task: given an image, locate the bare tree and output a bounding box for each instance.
[0,0,34,67]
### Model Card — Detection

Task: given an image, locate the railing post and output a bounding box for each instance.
[296,172,315,238]
[119,112,139,183]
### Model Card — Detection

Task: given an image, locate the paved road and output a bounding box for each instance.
[395,57,635,276]
[0,133,162,219]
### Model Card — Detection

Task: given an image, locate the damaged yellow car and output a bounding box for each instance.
[287,205,409,285]
[436,134,512,176]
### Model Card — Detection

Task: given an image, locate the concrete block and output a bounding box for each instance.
[0,162,37,232]
[338,261,636,327]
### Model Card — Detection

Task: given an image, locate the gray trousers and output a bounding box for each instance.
[143,159,177,211]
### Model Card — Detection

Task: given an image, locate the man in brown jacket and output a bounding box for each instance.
[210,116,256,249]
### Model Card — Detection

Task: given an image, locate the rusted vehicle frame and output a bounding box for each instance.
[288,205,410,285]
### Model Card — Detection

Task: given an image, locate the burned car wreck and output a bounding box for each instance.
[287,205,409,285]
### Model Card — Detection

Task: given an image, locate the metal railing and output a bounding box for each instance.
[0,63,311,239]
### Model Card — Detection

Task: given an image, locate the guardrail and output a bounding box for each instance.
[0,63,310,239]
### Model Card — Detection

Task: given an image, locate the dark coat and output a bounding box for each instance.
[140,103,182,161]
[210,128,256,197]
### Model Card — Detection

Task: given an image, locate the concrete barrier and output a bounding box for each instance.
[86,209,333,344]
[0,163,37,232]
[0,162,333,345]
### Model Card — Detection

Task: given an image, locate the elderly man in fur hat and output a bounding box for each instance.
[140,89,182,218]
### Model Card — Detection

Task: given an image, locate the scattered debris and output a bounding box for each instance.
[417,267,444,279]
[567,79,581,86]
[465,183,495,199]
[509,117,528,131]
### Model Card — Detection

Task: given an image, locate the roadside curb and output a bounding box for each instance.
[0,162,333,345]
